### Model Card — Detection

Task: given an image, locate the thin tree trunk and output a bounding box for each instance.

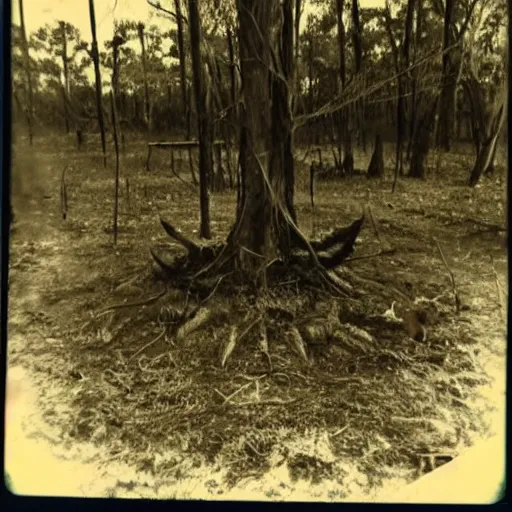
[18,0,34,145]
[436,0,455,151]
[336,0,353,174]
[407,0,423,160]
[272,0,296,222]
[109,91,120,244]
[137,23,151,132]
[293,0,302,113]
[167,83,172,131]
[112,34,124,150]
[351,0,365,151]
[59,21,70,134]
[174,0,188,131]
[188,0,211,239]
[89,0,107,167]
[227,27,238,129]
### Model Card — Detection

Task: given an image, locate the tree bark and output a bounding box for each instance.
[88,0,107,167]
[227,0,298,282]
[187,0,211,239]
[18,0,34,145]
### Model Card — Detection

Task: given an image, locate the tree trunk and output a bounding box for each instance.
[174,0,188,133]
[188,0,211,239]
[272,0,296,222]
[18,0,34,145]
[468,92,506,187]
[407,0,423,160]
[409,97,437,179]
[367,133,384,178]
[351,0,366,152]
[88,0,107,167]
[436,0,455,151]
[112,34,124,149]
[335,0,352,174]
[227,27,238,136]
[167,83,172,131]
[137,23,152,132]
[227,0,297,282]
[293,0,302,113]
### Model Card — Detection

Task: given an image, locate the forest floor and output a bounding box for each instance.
[6,132,507,501]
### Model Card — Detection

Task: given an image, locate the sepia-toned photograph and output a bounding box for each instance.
[4,0,507,503]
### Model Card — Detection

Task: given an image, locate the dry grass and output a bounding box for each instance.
[8,130,507,495]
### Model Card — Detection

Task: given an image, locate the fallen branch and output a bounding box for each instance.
[435,239,461,314]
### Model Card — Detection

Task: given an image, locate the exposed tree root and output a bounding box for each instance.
[150,214,365,298]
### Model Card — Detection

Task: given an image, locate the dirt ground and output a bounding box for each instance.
[5,131,507,501]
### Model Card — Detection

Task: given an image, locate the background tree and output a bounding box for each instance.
[17,0,34,144]
[137,22,152,131]
[88,0,107,167]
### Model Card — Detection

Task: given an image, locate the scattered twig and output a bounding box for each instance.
[96,287,167,317]
[222,381,253,404]
[128,329,166,362]
[214,388,228,400]
[238,316,262,344]
[435,239,461,314]
[344,248,396,263]
[236,398,297,406]
[330,423,351,438]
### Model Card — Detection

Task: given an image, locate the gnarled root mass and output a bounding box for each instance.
[150,214,364,296]
[139,213,366,367]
